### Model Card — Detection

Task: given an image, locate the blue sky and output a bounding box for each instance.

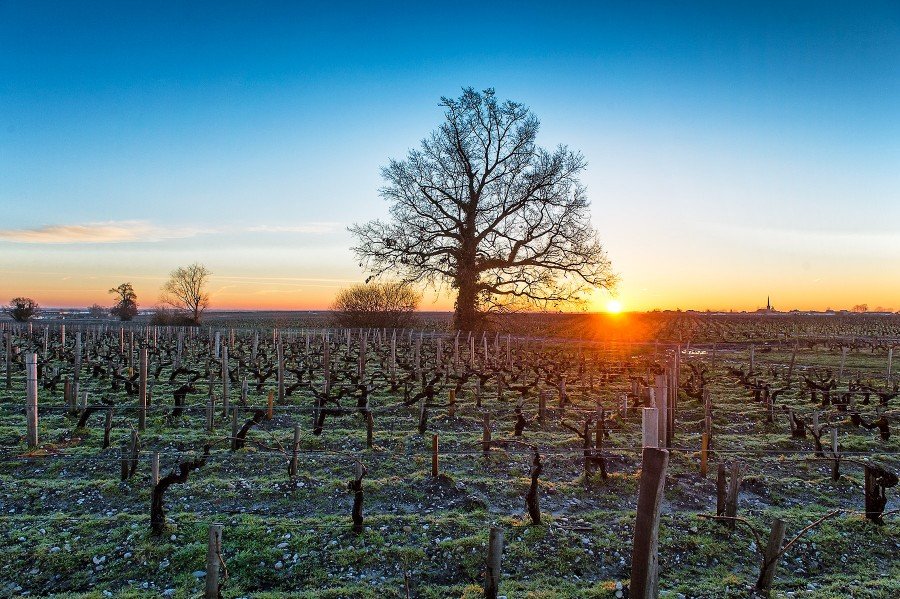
[1,1,898,310]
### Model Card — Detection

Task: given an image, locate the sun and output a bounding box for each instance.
[605,299,623,314]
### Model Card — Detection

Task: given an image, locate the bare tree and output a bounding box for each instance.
[88,304,108,318]
[160,263,211,325]
[350,88,616,331]
[332,281,420,328]
[7,297,39,322]
[109,282,138,321]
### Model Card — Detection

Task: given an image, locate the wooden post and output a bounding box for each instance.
[831,427,840,482]
[482,413,491,455]
[267,390,274,420]
[206,399,214,432]
[716,463,727,517]
[205,523,223,599]
[629,447,670,599]
[74,332,82,383]
[725,462,743,529]
[448,389,456,418]
[221,345,230,417]
[642,408,659,449]
[484,526,503,599]
[888,347,894,381]
[151,452,160,487]
[65,378,74,414]
[756,518,787,592]
[26,352,38,448]
[277,337,285,404]
[654,375,668,448]
[139,348,148,431]
[120,441,130,481]
[289,423,301,477]
[432,433,439,477]
[700,432,709,478]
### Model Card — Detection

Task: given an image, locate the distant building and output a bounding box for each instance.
[756,296,776,314]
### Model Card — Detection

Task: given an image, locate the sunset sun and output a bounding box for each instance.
[605,299,623,314]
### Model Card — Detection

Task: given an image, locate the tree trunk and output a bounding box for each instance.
[453,228,480,331]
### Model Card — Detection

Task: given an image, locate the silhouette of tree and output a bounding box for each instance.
[351,88,616,331]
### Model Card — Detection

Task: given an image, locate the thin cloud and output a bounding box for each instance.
[247,223,341,234]
[0,220,206,244]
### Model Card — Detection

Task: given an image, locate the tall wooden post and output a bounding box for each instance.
[221,345,230,416]
[642,408,659,449]
[484,526,503,599]
[654,375,668,448]
[431,433,439,477]
[205,524,223,599]
[629,448,670,599]
[26,352,38,448]
[139,348,148,431]
[277,337,285,404]
[151,452,160,487]
[74,332,82,383]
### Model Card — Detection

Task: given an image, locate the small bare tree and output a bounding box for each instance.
[109,282,138,321]
[87,304,108,318]
[332,281,420,328]
[7,297,39,322]
[160,263,211,325]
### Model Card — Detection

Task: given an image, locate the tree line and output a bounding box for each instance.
[6,262,212,325]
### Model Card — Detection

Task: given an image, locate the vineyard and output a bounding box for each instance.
[1,314,898,598]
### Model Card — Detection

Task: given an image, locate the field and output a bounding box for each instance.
[1,313,898,598]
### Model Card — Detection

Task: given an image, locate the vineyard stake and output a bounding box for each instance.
[205,523,223,599]
[642,408,659,449]
[151,452,160,487]
[26,352,38,448]
[139,348,148,431]
[700,432,709,477]
[629,447,669,598]
[432,433,439,477]
[484,526,503,599]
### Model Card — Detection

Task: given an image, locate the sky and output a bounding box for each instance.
[1,1,898,312]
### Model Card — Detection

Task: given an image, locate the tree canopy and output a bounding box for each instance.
[331,281,420,329]
[351,88,616,330]
[7,297,39,322]
[109,282,138,321]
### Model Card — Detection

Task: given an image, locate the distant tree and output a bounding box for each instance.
[109,282,139,321]
[149,306,195,326]
[350,87,616,331]
[160,263,211,325]
[851,304,868,313]
[7,297,39,322]
[332,282,420,328]
[88,304,108,318]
